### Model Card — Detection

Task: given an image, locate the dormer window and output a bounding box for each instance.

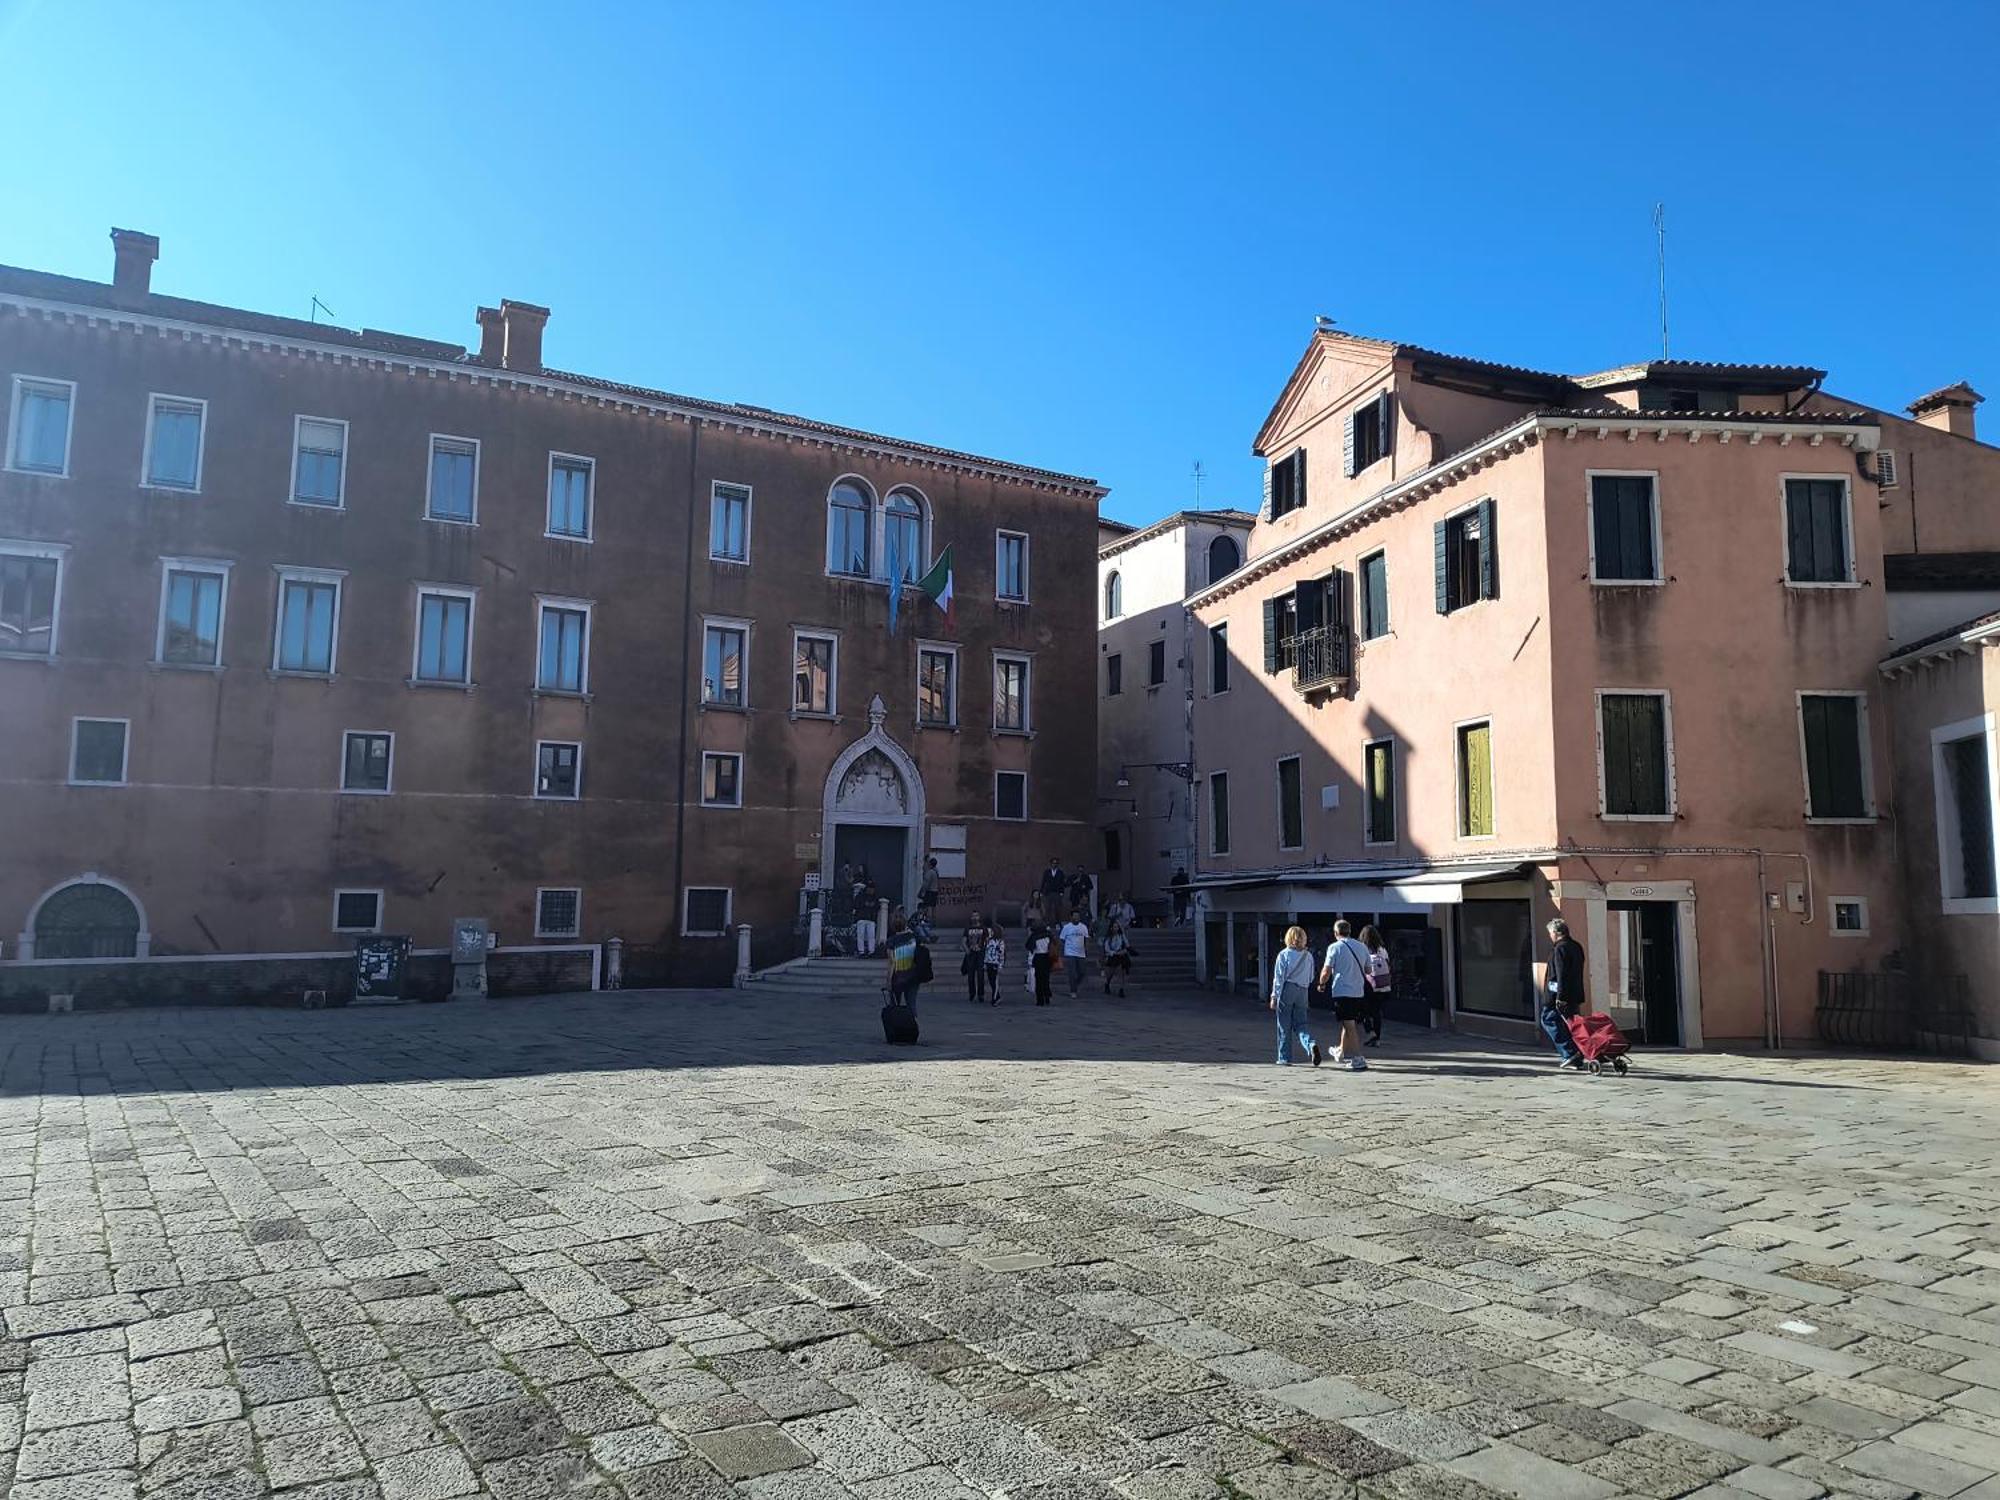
[1638,386,1737,414]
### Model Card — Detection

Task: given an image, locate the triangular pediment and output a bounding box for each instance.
[1253,329,1398,457]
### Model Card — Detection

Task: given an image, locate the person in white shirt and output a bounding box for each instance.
[1317,918,1372,1070]
[1059,916,1091,998]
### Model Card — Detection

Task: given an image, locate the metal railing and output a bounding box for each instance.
[1816,970,1973,1056]
[1291,624,1350,692]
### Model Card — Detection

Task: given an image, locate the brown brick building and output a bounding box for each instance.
[0,230,1102,987]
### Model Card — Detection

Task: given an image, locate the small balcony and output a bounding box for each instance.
[1291,624,1350,693]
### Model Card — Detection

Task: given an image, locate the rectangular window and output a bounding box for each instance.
[703,621,747,707]
[1598,691,1674,818]
[342,731,393,794]
[1364,738,1396,845]
[1457,720,1494,838]
[1784,477,1852,584]
[1589,473,1660,583]
[0,545,63,657]
[793,631,835,715]
[536,888,582,939]
[994,770,1027,822]
[70,718,129,786]
[291,417,347,507]
[701,751,742,808]
[275,569,342,675]
[1347,393,1391,475]
[1935,721,1997,907]
[1359,550,1389,639]
[918,645,957,726]
[682,887,730,936]
[1148,640,1166,686]
[1106,653,1123,697]
[1436,501,1497,614]
[710,482,751,563]
[994,654,1030,732]
[414,589,473,685]
[537,601,590,694]
[1264,593,1299,673]
[1210,625,1229,694]
[1277,755,1304,851]
[1267,448,1307,518]
[7,377,74,475]
[334,890,382,934]
[1209,772,1231,855]
[1830,898,1869,936]
[427,436,478,523]
[547,454,594,539]
[536,741,581,800]
[157,562,228,666]
[1799,693,1870,820]
[996,530,1029,601]
[144,395,205,491]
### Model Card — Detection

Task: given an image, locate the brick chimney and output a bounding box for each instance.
[476,306,504,364]
[110,228,159,296]
[1908,382,1982,441]
[499,300,550,374]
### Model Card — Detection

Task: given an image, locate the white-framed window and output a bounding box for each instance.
[1456,717,1495,839]
[290,416,348,508]
[827,476,874,578]
[536,597,592,695]
[333,889,383,934]
[1208,771,1230,855]
[0,539,67,658]
[1596,689,1677,820]
[1829,897,1870,936]
[547,453,594,540]
[1782,474,1856,586]
[1363,737,1396,846]
[535,740,582,800]
[273,566,345,676]
[918,642,958,728]
[427,435,479,523]
[884,486,927,583]
[702,616,750,708]
[681,886,732,936]
[710,481,751,564]
[155,557,231,667]
[1932,713,1998,914]
[341,731,394,795]
[1587,471,1663,585]
[792,629,837,717]
[1276,754,1304,851]
[994,770,1028,822]
[994,652,1031,733]
[143,394,206,492]
[1876,450,1899,489]
[1437,499,1498,614]
[701,751,743,808]
[1104,570,1123,620]
[996,530,1029,602]
[413,586,475,686]
[6,376,75,476]
[70,717,130,786]
[1797,691,1874,822]
[536,887,582,939]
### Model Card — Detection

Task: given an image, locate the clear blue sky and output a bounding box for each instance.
[6,1,1994,524]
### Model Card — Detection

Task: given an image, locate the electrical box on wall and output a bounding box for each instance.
[1320,785,1340,810]
[1786,881,1807,915]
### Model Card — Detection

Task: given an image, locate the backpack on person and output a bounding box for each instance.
[913,941,934,985]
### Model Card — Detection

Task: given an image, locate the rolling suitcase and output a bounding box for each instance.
[881,991,919,1045]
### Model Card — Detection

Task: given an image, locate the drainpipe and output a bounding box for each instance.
[669,420,702,966]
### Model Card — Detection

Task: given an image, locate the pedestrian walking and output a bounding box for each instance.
[918,856,941,920]
[1039,857,1068,919]
[1542,917,1587,1071]
[1169,866,1190,925]
[1358,924,1391,1047]
[884,908,922,1016]
[1101,921,1131,997]
[1317,919,1372,1070]
[1067,868,1095,923]
[961,912,991,1003]
[1107,891,1137,932]
[983,924,1007,1005]
[1030,919,1055,1005]
[1060,911,1090,997]
[1270,926,1322,1067]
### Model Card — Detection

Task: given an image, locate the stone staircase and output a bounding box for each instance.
[748,923,1204,1000]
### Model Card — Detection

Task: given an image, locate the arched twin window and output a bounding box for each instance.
[826,477,930,582]
[1104,570,1123,620]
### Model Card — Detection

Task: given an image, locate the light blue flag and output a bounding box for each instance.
[885,523,902,635]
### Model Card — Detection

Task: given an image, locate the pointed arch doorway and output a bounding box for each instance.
[821,695,925,910]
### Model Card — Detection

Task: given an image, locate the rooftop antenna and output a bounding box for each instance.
[1653,203,1669,359]
[1191,460,1205,508]
[310,296,336,325]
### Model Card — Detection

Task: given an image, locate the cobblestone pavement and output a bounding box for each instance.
[4,988,2000,1500]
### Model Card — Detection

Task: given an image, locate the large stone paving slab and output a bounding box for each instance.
[3,987,1999,1498]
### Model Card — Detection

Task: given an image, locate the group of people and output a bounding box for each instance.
[956,902,1136,1006]
[1268,919,1391,1070]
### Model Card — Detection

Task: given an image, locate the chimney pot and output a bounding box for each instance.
[476,306,504,364]
[1908,382,1982,442]
[498,299,550,375]
[110,227,159,297]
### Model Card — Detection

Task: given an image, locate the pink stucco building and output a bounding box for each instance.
[1187,328,2000,1051]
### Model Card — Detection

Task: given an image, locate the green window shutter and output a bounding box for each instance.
[1814,481,1847,581]
[1211,774,1231,854]
[1343,412,1357,478]
[1367,741,1395,843]
[1293,448,1308,511]
[1801,695,1865,817]
[1262,597,1280,674]
[1601,696,1632,814]
[1434,520,1450,613]
[1363,553,1388,637]
[1477,497,1499,600]
[1377,390,1395,460]
[1294,577,1324,633]
[1602,694,1667,815]
[1261,462,1274,520]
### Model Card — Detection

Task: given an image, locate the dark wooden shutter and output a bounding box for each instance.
[1292,448,1308,511]
[1331,566,1352,635]
[1377,390,1395,461]
[1477,498,1499,601]
[1343,412,1357,478]
[1801,695,1865,817]
[1434,520,1450,613]
[1262,596,1280,673]
[1294,577,1325,633]
[1814,480,1847,581]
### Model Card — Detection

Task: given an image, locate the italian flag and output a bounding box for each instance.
[918,546,954,629]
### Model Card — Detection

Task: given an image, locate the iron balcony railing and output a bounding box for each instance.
[1291,624,1351,692]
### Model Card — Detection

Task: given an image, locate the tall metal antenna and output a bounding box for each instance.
[310,296,336,325]
[1191,460,1205,508]
[1653,203,1669,359]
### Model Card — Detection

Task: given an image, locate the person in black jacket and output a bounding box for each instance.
[1541,917,1586,1070]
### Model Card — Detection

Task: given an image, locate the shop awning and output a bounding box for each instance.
[1193,861,1527,912]
[1378,862,1528,906]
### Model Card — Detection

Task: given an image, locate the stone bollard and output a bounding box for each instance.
[734,923,752,988]
[807,906,823,959]
[48,993,75,1014]
[605,936,624,991]
[877,897,890,937]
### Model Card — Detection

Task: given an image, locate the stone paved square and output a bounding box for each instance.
[4,988,2000,1498]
